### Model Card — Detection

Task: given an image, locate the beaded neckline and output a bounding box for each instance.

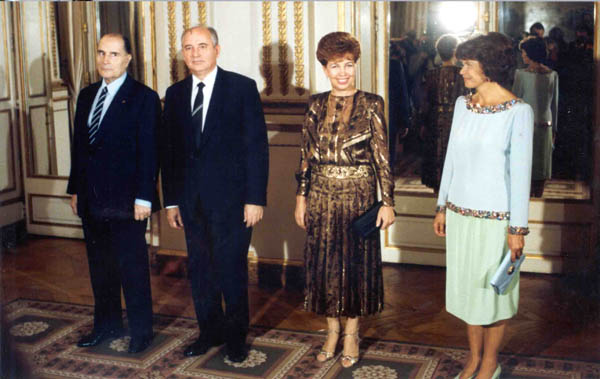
[465,94,523,114]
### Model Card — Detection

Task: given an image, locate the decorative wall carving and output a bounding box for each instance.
[261,1,273,96]
[278,2,288,96]
[168,2,177,84]
[293,2,304,95]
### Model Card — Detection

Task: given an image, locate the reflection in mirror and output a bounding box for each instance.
[498,2,593,199]
[389,2,593,200]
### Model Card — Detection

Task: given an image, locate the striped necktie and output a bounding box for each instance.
[88,87,108,145]
[192,82,205,149]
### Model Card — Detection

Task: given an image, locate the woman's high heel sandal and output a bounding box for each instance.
[341,330,360,368]
[316,328,340,362]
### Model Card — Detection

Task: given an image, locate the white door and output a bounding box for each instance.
[0,3,25,228]
[14,2,83,238]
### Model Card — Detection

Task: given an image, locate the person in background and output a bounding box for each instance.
[529,22,545,38]
[420,34,467,192]
[295,32,395,368]
[513,37,558,197]
[433,33,534,379]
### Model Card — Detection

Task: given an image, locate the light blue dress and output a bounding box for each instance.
[437,95,534,325]
[512,68,558,180]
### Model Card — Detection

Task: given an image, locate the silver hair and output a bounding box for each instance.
[181,25,219,46]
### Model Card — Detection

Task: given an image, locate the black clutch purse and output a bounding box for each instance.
[351,201,383,238]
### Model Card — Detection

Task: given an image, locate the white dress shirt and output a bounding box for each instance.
[190,66,218,130]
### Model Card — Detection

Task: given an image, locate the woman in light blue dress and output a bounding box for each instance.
[512,36,558,197]
[433,33,534,379]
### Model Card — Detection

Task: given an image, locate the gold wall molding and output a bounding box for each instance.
[168,2,178,84]
[278,1,288,96]
[48,3,58,79]
[293,2,304,95]
[337,2,344,31]
[198,2,207,25]
[262,1,273,96]
[0,2,11,101]
[150,2,157,91]
[0,110,16,194]
[182,2,190,77]
[182,2,190,30]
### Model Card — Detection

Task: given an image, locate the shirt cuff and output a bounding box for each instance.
[135,199,152,208]
[165,205,178,209]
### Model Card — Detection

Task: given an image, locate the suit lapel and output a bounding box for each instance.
[180,76,195,154]
[94,75,136,144]
[200,67,225,148]
[80,82,101,128]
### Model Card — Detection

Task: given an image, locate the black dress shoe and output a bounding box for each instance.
[183,334,224,357]
[225,344,247,363]
[128,335,153,354]
[77,329,121,347]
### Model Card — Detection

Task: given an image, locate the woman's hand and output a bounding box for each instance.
[433,212,446,237]
[376,205,395,230]
[507,234,525,262]
[295,195,308,230]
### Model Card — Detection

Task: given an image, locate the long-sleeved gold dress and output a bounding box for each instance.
[420,66,467,191]
[296,90,394,317]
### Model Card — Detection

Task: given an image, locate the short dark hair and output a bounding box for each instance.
[316,32,361,66]
[455,32,516,89]
[436,34,459,62]
[520,37,547,64]
[102,33,132,55]
[529,22,544,35]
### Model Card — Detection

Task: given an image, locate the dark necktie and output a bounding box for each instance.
[192,82,205,149]
[88,87,108,145]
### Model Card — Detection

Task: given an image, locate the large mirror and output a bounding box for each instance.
[388,2,594,200]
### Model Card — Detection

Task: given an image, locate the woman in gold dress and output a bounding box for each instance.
[294,32,395,368]
[420,34,467,192]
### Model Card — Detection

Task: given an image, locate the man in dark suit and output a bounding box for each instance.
[161,26,269,362]
[67,33,161,354]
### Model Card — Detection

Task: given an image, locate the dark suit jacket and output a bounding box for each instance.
[161,67,268,213]
[67,74,161,219]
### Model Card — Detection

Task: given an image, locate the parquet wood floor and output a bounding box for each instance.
[1,236,599,363]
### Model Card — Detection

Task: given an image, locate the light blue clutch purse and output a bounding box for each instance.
[490,251,525,295]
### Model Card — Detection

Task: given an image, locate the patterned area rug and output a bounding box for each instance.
[5,299,600,378]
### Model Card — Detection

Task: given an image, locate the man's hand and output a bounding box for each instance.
[166,207,184,229]
[70,195,78,216]
[508,234,525,262]
[244,204,263,228]
[134,204,151,221]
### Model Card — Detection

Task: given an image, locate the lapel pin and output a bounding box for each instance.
[122,99,127,103]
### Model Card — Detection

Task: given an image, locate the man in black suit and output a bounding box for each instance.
[161,26,269,362]
[67,33,161,354]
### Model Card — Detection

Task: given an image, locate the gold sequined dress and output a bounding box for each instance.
[420,66,467,191]
[296,91,394,317]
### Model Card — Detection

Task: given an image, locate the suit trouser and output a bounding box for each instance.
[181,204,252,347]
[81,215,153,339]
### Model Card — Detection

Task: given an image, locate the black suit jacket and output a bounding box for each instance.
[161,67,269,213]
[67,74,161,219]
